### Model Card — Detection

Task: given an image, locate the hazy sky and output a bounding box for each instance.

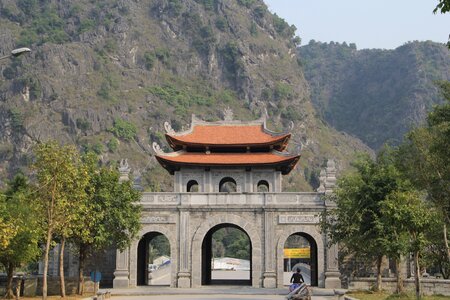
[264,0,450,49]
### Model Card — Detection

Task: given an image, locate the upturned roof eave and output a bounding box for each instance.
[165,133,291,151]
[155,153,300,175]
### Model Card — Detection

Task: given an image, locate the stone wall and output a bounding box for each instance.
[348,277,450,296]
[0,276,95,296]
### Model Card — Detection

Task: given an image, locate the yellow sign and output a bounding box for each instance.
[284,248,310,258]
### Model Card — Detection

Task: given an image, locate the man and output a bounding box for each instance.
[290,268,305,284]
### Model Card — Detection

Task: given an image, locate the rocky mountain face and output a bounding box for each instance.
[299,40,450,149]
[0,0,370,191]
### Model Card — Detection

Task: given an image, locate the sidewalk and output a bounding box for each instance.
[96,286,340,296]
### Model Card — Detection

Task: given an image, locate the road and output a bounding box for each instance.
[284,263,311,285]
[110,295,336,300]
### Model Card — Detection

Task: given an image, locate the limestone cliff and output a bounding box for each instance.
[0,0,370,190]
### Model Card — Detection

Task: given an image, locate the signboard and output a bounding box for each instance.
[278,215,319,224]
[283,248,310,259]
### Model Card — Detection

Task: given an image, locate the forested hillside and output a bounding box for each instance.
[0,0,370,191]
[299,40,450,149]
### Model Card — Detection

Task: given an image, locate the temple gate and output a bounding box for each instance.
[113,113,341,289]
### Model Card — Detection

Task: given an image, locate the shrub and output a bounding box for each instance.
[274,83,294,101]
[76,118,92,132]
[215,17,227,31]
[237,0,256,8]
[107,138,119,152]
[220,42,243,76]
[110,118,137,141]
[143,51,156,70]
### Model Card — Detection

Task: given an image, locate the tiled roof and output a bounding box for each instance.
[155,151,300,174]
[166,125,290,150]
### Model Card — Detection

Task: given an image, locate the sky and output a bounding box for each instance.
[264,0,450,49]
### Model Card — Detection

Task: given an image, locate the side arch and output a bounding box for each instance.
[191,214,262,287]
[276,225,325,288]
[129,224,178,287]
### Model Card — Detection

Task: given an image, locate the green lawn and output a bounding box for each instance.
[347,291,450,300]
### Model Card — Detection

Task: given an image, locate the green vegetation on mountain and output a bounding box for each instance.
[0,0,370,191]
[299,40,450,149]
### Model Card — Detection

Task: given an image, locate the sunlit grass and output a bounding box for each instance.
[348,291,450,300]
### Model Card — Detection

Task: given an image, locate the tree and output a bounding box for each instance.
[381,190,436,300]
[32,142,89,300]
[395,81,450,271]
[72,153,141,294]
[0,197,17,252]
[433,0,450,47]
[434,0,450,14]
[0,174,41,299]
[320,152,405,291]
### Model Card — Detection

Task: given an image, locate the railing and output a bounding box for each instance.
[140,192,325,207]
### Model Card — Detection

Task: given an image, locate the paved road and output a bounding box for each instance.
[110,295,336,300]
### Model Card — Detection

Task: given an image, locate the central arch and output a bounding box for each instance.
[191,214,262,287]
[201,224,251,285]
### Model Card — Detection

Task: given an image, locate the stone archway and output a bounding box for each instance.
[276,226,325,288]
[191,214,262,287]
[129,224,178,287]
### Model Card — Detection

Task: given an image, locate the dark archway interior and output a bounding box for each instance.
[257,180,269,192]
[137,232,170,286]
[201,223,252,285]
[284,232,318,286]
[219,177,237,192]
[187,180,199,192]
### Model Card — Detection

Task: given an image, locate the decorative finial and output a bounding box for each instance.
[288,121,294,131]
[317,169,326,193]
[164,121,175,134]
[223,107,234,121]
[118,159,130,182]
[119,159,129,172]
[152,142,163,154]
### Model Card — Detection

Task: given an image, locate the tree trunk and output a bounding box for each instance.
[5,262,14,299]
[443,223,450,264]
[395,257,404,294]
[59,237,66,298]
[42,228,52,300]
[376,256,382,292]
[414,251,421,300]
[77,244,86,295]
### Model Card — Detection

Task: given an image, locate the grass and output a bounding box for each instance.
[20,295,93,300]
[348,291,450,300]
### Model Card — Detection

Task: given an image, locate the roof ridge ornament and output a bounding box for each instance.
[152,142,164,155]
[223,107,234,121]
[164,121,175,134]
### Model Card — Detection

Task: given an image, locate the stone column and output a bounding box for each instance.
[177,210,191,287]
[324,159,342,288]
[263,209,277,288]
[113,249,129,288]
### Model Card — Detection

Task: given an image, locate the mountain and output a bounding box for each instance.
[0,0,370,191]
[299,40,450,149]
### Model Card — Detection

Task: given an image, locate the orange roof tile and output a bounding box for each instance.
[166,125,290,150]
[155,151,300,174]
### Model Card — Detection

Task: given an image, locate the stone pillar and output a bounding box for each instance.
[113,249,129,288]
[324,159,336,195]
[174,171,182,192]
[205,169,212,192]
[325,242,341,288]
[324,159,341,288]
[177,210,191,287]
[263,209,277,288]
